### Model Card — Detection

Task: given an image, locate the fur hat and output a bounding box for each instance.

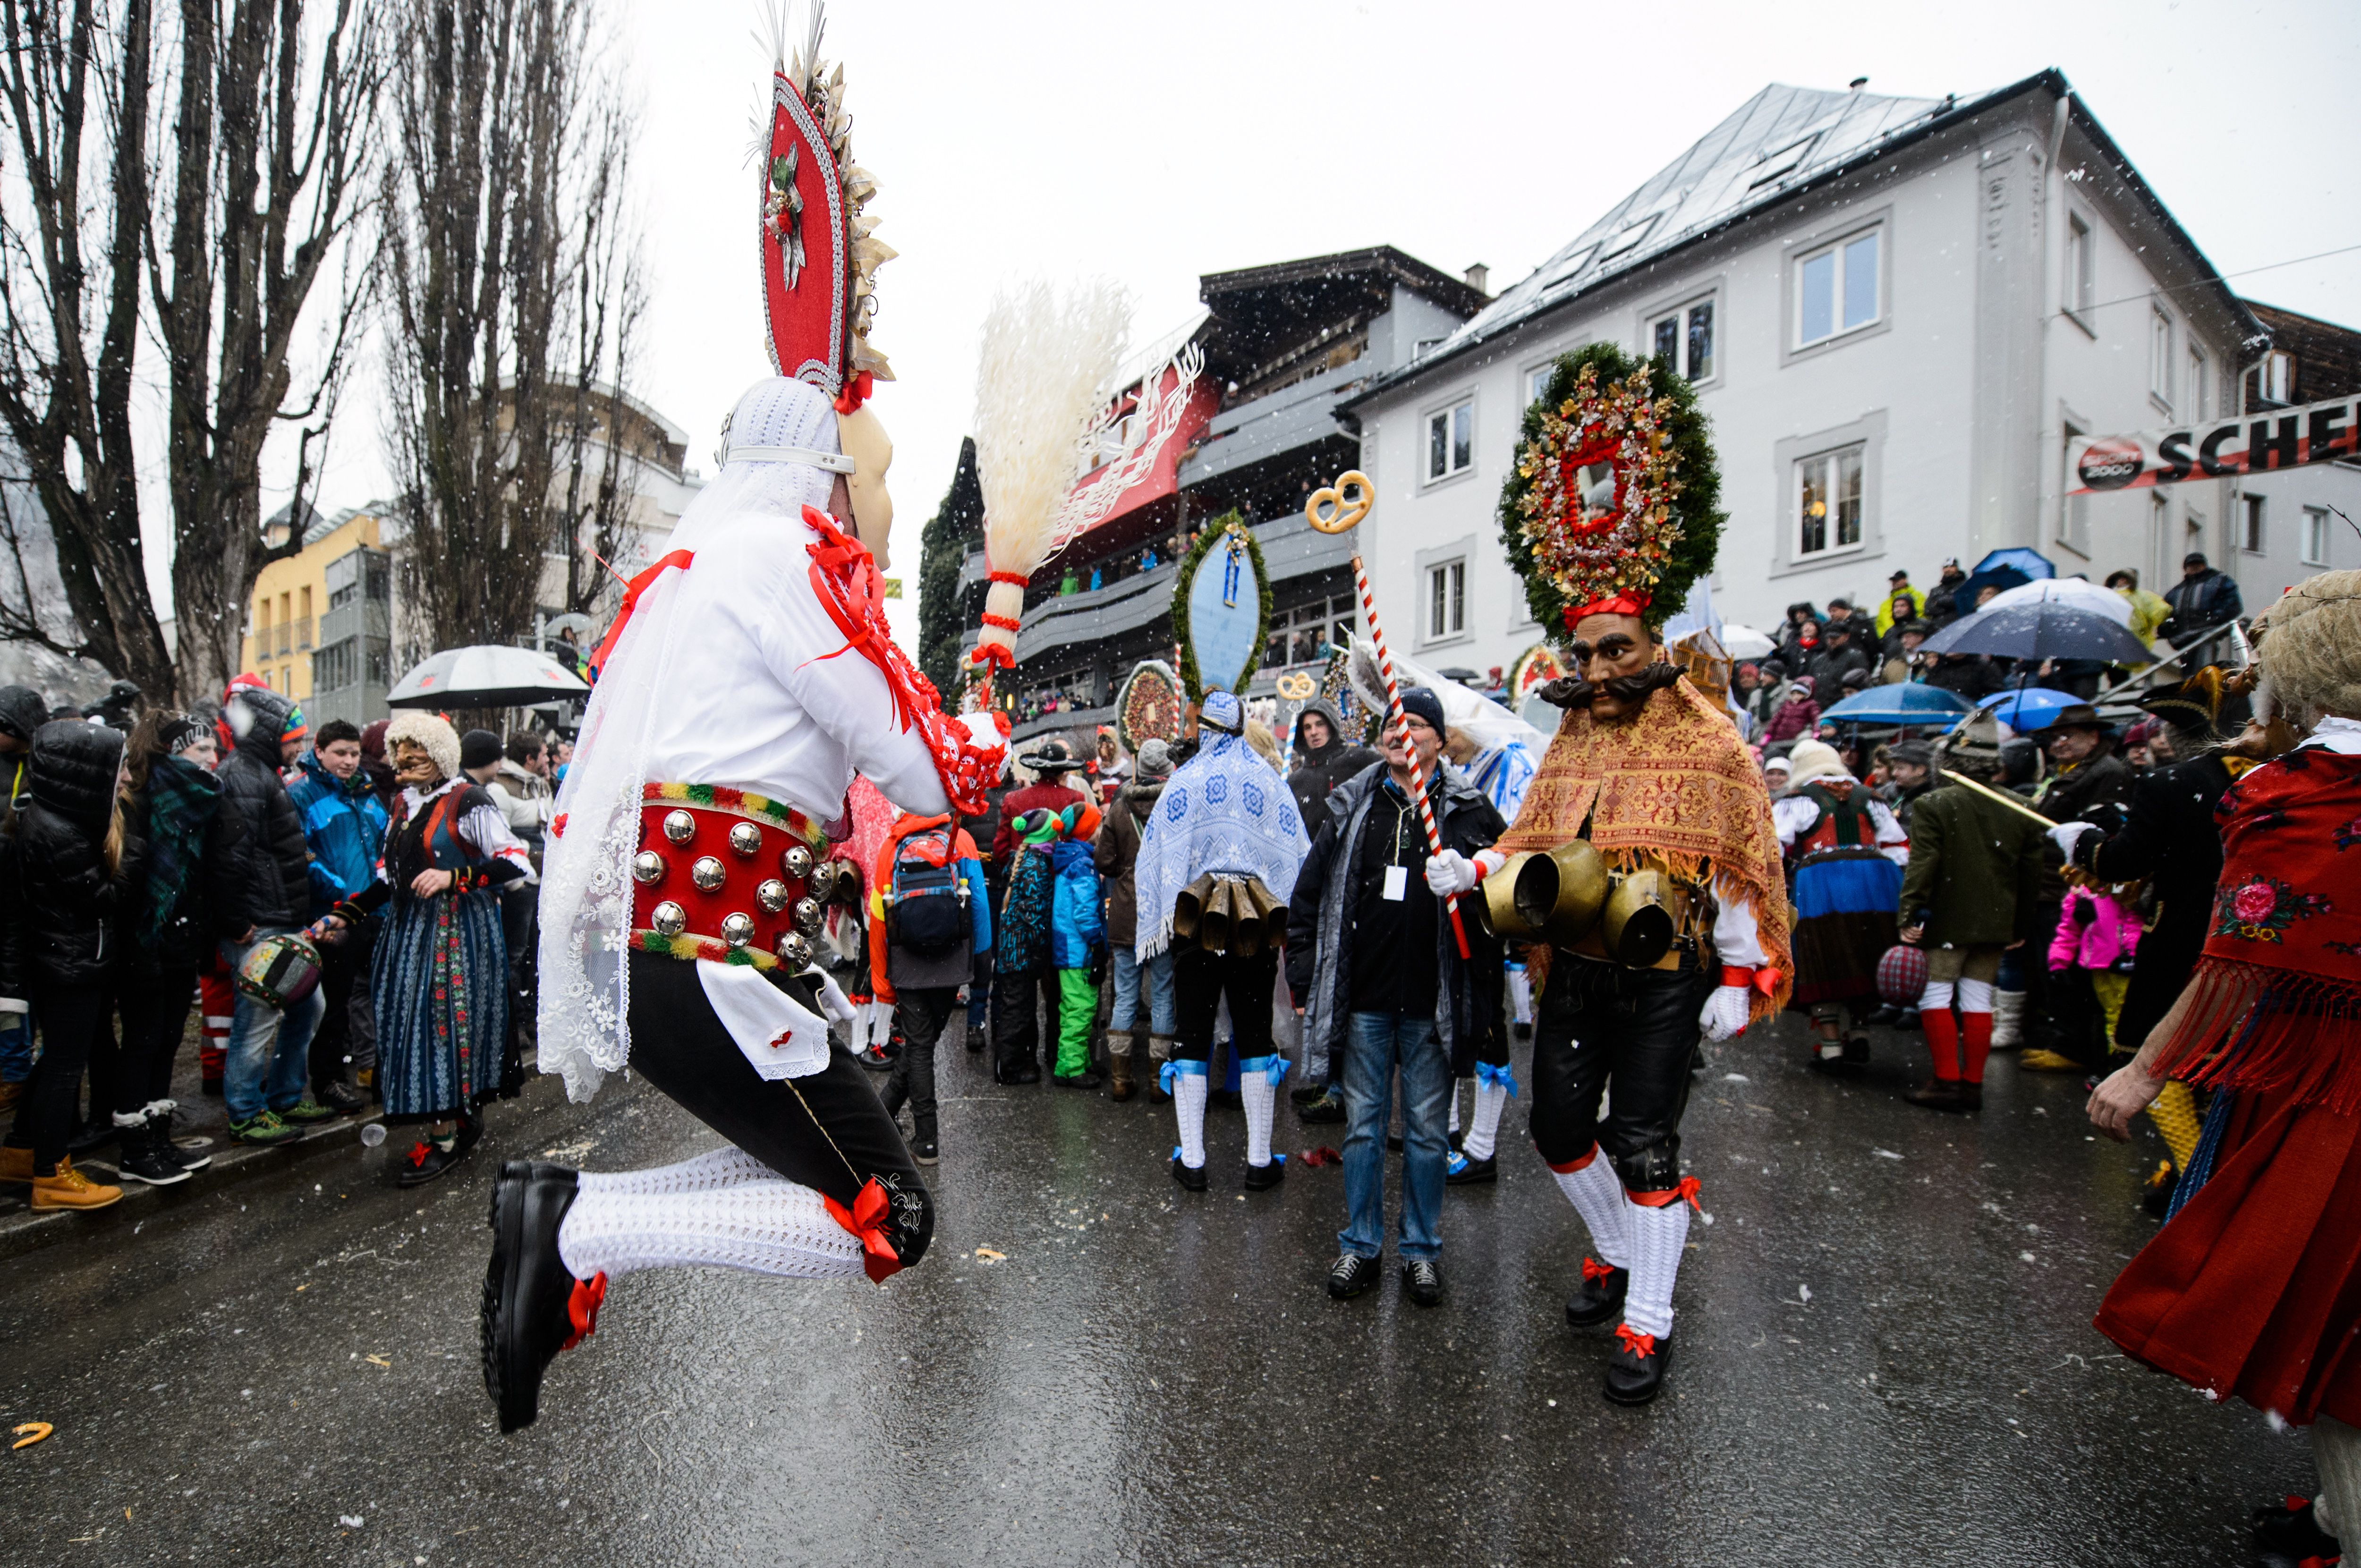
[384,712,461,783]
[1784,738,1850,788]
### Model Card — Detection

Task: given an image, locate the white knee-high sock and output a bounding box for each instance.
[1548,1152,1630,1269]
[1464,1080,1509,1162]
[557,1175,865,1283]
[1170,1067,1208,1169]
[2314,1415,2361,1539]
[1448,1078,1464,1137]
[573,1146,776,1199]
[1240,1067,1275,1168]
[1621,1190,1693,1339]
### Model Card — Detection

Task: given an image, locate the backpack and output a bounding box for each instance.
[885,826,969,958]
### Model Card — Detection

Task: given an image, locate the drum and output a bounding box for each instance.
[236,932,324,1011]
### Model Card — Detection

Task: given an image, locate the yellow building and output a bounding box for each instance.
[243,505,383,703]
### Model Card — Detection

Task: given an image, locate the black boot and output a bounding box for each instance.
[482,1161,587,1434]
[144,1102,212,1171]
[1564,1258,1629,1328]
[113,1122,193,1187]
[1604,1325,1672,1405]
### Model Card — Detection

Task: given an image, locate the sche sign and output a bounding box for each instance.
[2067,393,2361,495]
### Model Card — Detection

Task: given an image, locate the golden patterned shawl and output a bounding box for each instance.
[1500,678,1793,1020]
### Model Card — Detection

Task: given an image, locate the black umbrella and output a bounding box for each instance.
[1920,602,2151,665]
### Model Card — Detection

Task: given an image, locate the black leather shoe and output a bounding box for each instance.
[996,1062,1041,1085]
[1565,1258,1630,1328]
[1050,1069,1103,1091]
[1243,1156,1284,1191]
[1446,1152,1497,1185]
[1327,1253,1379,1299]
[1402,1259,1445,1307]
[65,1112,117,1157]
[482,1161,586,1433]
[318,1080,369,1115]
[1604,1326,1672,1405]
[1170,1155,1207,1192]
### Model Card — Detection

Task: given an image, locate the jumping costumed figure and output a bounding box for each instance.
[484,12,1009,1432]
[1472,345,1791,1404]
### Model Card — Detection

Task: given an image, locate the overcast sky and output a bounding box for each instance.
[294,0,2360,643]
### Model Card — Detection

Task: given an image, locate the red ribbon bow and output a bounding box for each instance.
[802,506,914,732]
[1614,1323,1658,1359]
[1581,1255,1619,1283]
[822,1177,904,1285]
[589,550,696,678]
[562,1270,609,1351]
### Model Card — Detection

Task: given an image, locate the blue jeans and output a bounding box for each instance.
[1109,946,1176,1035]
[0,1004,31,1084]
[1339,1010,1452,1263]
[221,930,326,1121]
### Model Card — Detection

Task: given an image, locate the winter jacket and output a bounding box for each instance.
[1286,697,1383,828]
[288,747,390,920]
[2161,568,2244,642]
[212,687,311,930]
[1286,760,1504,1072]
[1923,655,2003,702]
[1873,587,1925,637]
[1922,573,1970,628]
[1805,642,1871,694]
[1092,778,1162,947]
[1763,691,1821,744]
[2049,885,2141,973]
[991,780,1089,868]
[124,755,249,976]
[1,720,131,993]
[488,758,553,854]
[1049,839,1104,970]
[1895,782,2045,949]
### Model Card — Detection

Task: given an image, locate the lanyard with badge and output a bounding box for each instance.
[1382,793,1412,902]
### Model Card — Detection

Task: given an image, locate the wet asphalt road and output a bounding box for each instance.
[0,1015,2313,1568]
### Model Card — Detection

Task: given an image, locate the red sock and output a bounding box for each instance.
[1921,1009,1960,1080]
[1961,1011,1993,1085]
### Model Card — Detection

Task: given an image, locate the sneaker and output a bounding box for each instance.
[1565,1257,1630,1328]
[229,1110,302,1146]
[1288,1082,1327,1106]
[318,1080,369,1115]
[1243,1155,1285,1191]
[1605,1324,1672,1405]
[1295,1090,1345,1125]
[276,1097,338,1124]
[113,1126,192,1187]
[911,1138,940,1167]
[1445,1152,1497,1185]
[482,1161,588,1433]
[1327,1253,1379,1300]
[1170,1154,1208,1193]
[1402,1259,1445,1307]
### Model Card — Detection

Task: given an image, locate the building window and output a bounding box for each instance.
[2149,494,2172,589]
[2149,309,2174,409]
[2064,213,2093,320]
[1425,399,1473,483]
[1528,364,1554,407]
[1797,229,1879,347]
[1794,446,1864,559]
[1265,594,1355,671]
[1426,559,1466,640]
[2245,349,2294,409]
[2243,493,2267,554]
[2187,348,2209,421]
[2303,506,2331,568]
[1648,297,1716,382]
[2061,422,2091,556]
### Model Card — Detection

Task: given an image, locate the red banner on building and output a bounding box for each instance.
[2066,394,2361,495]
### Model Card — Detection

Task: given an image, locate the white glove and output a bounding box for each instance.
[1699,984,1751,1042]
[2048,822,2098,860]
[1425,849,1481,897]
[815,970,858,1027]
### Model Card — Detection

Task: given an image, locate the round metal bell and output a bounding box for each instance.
[728,820,764,859]
[649,900,687,938]
[690,855,727,892]
[631,850,667,886]
[755,878,791,913]
[793,897,824,935]
[807,861,839,901]
[773,931,813,969]
[780,844,815,881]
[662,809,696,845]
[719,912,757,949]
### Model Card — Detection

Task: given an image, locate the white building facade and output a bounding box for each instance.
[1346,71,2273,670]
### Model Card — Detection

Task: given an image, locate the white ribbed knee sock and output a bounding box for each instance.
[1241,1068,1274,1168]
[574,1146,775,1200]
[2314,1415,2361,1540]
[1549,1153,1630,1269]
[1621,1191,1692,1339]
[1173,1071,1208,1169]
[863,999,895,1049]
[1448,1079,1464,1137]
[556,1175,864,1283]
[1464,1080,1509,1162]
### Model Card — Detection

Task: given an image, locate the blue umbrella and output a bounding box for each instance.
[1975,687,2089,731]
[1816,683,1972,726]
[1921,601,2152,665]
[1954,546,2056,614]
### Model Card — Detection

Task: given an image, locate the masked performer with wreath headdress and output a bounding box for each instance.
[2088,572,2361,1560]
[479,12,1009,1433]
[1451,345,1791,1405]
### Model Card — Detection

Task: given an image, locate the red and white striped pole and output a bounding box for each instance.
[1329,487,1472,960]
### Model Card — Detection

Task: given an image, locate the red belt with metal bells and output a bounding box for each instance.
[628,784,838,972]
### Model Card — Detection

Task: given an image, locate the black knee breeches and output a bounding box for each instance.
[1528,954,1711,1191]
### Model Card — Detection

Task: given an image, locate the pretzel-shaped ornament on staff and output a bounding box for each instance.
[1306,470,1470,959]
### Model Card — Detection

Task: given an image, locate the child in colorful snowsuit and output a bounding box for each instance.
[1047,807,1106,1087]
[2048,879,2142,1061]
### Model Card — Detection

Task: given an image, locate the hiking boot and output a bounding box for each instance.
[31,1157,123,1212]
[276,1097,338,1124]
[1327,1253,1379,1300]
[0,1144,34,1184]
[113,1125,193,1187]
[1605,1325,1672,1405]
[1402,1259,1445,1307]
[1565,1258,1630,1329]
[482,1161,588,1433]
[1296,1089,1345,1124]
[0,1079,23,1116]
[229,1110,302,1146]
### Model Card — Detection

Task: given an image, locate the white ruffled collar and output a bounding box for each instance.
[2297,715,2361,755]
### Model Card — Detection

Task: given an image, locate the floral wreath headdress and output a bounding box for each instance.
[1498,342,1723,636]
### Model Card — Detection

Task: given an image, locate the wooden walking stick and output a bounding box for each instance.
[1305,470,1471,959]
